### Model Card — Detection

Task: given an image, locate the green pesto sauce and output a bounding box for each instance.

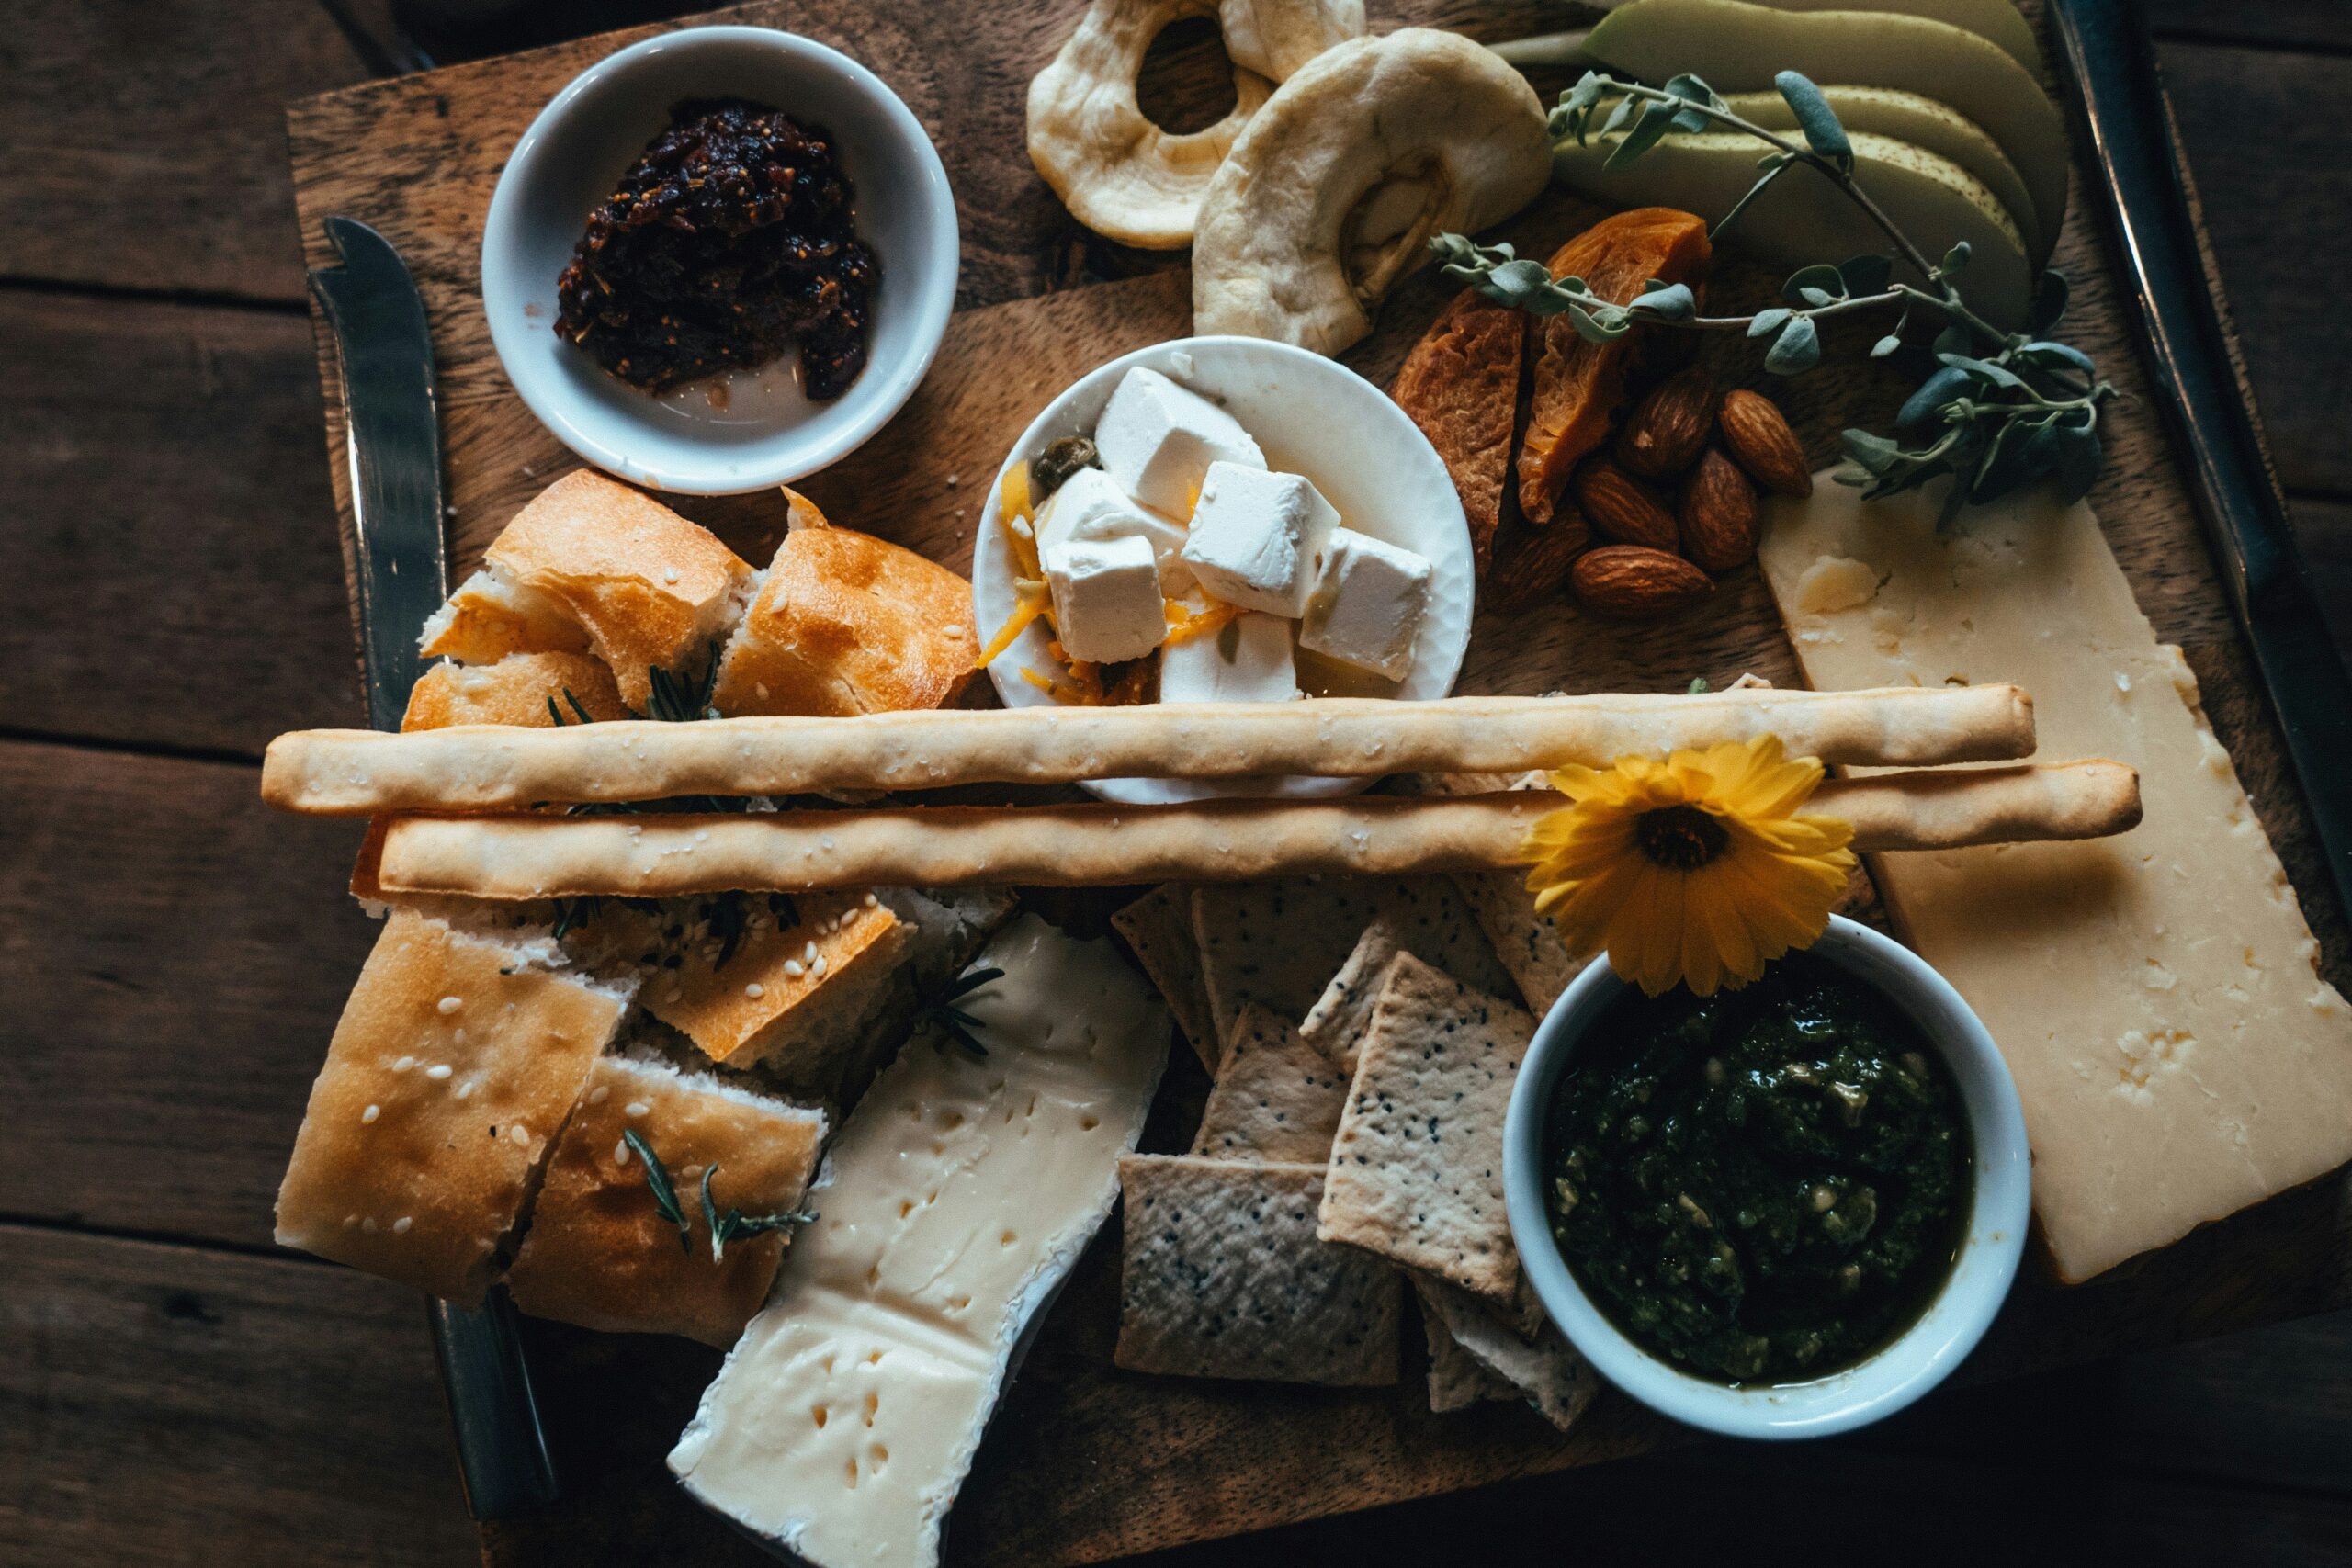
[1544,953,1971,1383]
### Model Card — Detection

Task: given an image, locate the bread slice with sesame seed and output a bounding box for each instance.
[273,908,637,1303]
[503,1055,826,1346]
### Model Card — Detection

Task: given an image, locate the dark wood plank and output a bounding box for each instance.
[0,0,383,302]
[2144,0,2352,50]
[0,1224,473,1566]
[0,741,376,1250]
[0,291,361,755]
[2160,40,2352,497]
[2290,495,2352,661]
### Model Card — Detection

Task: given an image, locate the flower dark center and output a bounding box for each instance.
[1634,805,1729,871]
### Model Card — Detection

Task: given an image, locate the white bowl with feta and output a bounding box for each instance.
[972,337,1476,804]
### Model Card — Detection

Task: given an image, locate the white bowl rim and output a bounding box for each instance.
[1503,915,2032,1439]
[972,333,1476,806]
[480,24,960,495]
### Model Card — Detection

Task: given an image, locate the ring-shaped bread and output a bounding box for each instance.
[1191,28,1552,355]
[1026,0,1365,250]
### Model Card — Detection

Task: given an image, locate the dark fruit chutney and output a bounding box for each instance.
[556,97,877,400]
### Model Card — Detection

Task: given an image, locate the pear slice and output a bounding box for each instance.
[1720,85,2050,261]
[1583,0,2067,263]
[1554,127,2033,327]
[1744,0,2041,78]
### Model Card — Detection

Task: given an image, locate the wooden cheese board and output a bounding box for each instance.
[282,2,2352,1562]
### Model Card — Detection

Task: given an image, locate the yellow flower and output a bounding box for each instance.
[1516,735,1858,998]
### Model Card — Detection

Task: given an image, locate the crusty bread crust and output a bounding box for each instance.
[262,686,2038,816]
[364,762,2143,899]
[503,1056,825,1347]
[712,525,977,717]
[401,651,629,731]
[272,910,631,1302]
[478,471,753,711]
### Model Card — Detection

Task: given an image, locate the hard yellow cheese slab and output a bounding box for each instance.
[1759,478,2352,1282]
[668,916,1169,1568]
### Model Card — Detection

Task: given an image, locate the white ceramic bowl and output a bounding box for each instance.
[1503,917,2030,1439]
[481,26,959,494]
[971,336,1476,806]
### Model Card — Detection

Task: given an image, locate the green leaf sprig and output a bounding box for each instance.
[697,1163,817,1264]
[918,964,1007,1058]
[626,1127,817,1262]
[1431,69,2116,522]
[644,640,725,724]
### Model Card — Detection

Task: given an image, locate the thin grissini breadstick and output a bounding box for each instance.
[259,688,2035,816]
[371,761,2140,900]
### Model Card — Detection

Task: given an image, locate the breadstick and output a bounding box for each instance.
[261,687,2034,816]
[372,761,2139,900]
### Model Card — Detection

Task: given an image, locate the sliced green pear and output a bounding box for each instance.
[1554,128,2033,327]
[1584,0,2067,265]
[1721,85,2050,261]
[1744,0,2041,78]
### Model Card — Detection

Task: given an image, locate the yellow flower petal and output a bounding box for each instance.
[1515,732,1857,997]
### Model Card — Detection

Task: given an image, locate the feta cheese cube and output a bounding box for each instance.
[1094,367,1264,516]
[1035,467,1193,592]
[1042,535,1168,665]
[1159,609,1299,704]
[1180,463,1340,618]
[1298,528,1432,682]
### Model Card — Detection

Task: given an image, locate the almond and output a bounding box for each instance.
[1570,546,1713,621]
[1679,447,1760,572]
[1487,515,1591,612]
[1717,389,1813,497]
[1573,458,1680,553]
[1614,367,1717,479]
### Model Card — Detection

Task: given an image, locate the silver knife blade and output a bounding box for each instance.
[309,216,560,1519]
[2050,0,2352,922]
[311,216,451,731]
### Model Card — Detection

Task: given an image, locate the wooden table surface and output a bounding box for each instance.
[5,2,2352,1564]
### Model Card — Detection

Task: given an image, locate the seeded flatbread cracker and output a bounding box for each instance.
[1419,1280,1519,1411]
[1191,878,1415,1058]
[1318,953,1533,1304]
[1189,1005,1346,1164]
[1414,1276,1598,1433]
[1114,1155,1400,1386]
[1449,868,1584,1015]
[1298,878,1521,1072]
[1112,884,1217,1070]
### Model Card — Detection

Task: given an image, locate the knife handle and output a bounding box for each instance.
[2050,0,2352,919]
[429,1292,560,1518]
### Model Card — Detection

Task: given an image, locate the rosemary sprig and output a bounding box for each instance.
[1431,69,2116,522]
[917,965,1007,1058]
[625,1128,694,1254]
[697,1163,818,1264]
[645,640,724,724]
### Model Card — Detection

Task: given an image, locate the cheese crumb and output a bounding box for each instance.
[1794,556,1880,615]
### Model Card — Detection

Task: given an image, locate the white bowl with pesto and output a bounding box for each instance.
[1503,917,2031,1439]
[969,335,1476,806]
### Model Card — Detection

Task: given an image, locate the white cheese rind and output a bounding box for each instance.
[1298,527,1432,681]
[668,915,1170,1568]
[1094,367,1265,517]
[1042,535,1169,664]
[1158,610,1300,705]
[1180,463,1340,617]
[1759,478,2352,1282]
[1035,467,1193,593]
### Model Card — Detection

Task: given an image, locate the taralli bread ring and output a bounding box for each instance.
[1192,28,1551,355]
[1026,0,1365,250]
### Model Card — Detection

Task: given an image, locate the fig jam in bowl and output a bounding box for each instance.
[1503,917,2030,1438]
[482,26,957,493]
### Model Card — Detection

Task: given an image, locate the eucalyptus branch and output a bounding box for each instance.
[1432,67,2118,519]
